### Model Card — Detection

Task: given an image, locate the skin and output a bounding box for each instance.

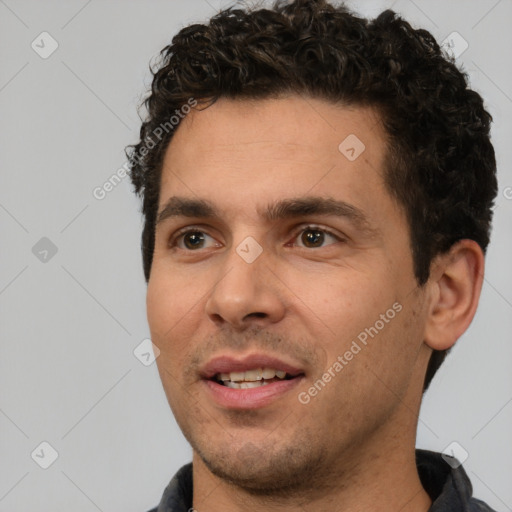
[146,95,484,512]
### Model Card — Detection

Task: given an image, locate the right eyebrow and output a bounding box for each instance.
[156,197,219,225]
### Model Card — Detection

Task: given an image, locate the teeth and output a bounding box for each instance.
[244,368,263,381]
[216,367,289,384]
[240,381,263,389]
[229,372,245,381]
[225,380,270,389]
[261,368,277,379]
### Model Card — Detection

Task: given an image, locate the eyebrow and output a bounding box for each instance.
[156,196,378,236]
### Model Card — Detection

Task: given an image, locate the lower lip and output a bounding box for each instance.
[203,377,304,410]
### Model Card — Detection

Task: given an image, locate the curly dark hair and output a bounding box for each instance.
[126,0,497,392]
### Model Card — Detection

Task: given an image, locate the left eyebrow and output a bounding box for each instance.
[156,195,379,237]
[260,196,376,233]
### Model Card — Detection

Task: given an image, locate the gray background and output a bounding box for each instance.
[1,0,511,510]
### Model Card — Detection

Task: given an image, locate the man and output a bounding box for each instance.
[126,0,498,510]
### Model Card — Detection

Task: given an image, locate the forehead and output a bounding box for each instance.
[157,95,397,226]
[162,95,385,167]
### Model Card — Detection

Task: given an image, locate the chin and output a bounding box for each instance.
[193,436,328,495]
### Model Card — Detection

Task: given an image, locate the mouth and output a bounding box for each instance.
[200,354,306,409]
[212,367,298,389]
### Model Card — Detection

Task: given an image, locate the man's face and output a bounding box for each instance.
[147,96,432,491]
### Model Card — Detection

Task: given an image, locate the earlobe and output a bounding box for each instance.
[424,240,485,351]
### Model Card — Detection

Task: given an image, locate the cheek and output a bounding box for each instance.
[302,268,415,382]
[146,264,204,355]
[302,269,391,336]
[350,299,426,396]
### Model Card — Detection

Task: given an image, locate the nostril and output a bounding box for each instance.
[246,312,267,319]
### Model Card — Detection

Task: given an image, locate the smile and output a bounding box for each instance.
[214,368,294,388]
[200,354,306,409]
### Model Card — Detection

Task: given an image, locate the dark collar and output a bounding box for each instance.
[416,449,495,511]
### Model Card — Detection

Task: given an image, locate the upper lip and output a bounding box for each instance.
[200,353,305,379]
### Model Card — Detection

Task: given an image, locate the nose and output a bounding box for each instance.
[205,243,286,330]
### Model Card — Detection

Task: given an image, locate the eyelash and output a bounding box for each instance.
[168,224,343,250]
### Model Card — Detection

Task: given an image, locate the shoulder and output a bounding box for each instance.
[416,449,497,512]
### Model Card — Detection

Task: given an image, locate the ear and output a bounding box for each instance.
[424,239,485,351]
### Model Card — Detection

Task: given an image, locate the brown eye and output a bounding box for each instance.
[301,229,325,248]
[182,231,206,249]
[170,229,219,250]
[293,226,345,249]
